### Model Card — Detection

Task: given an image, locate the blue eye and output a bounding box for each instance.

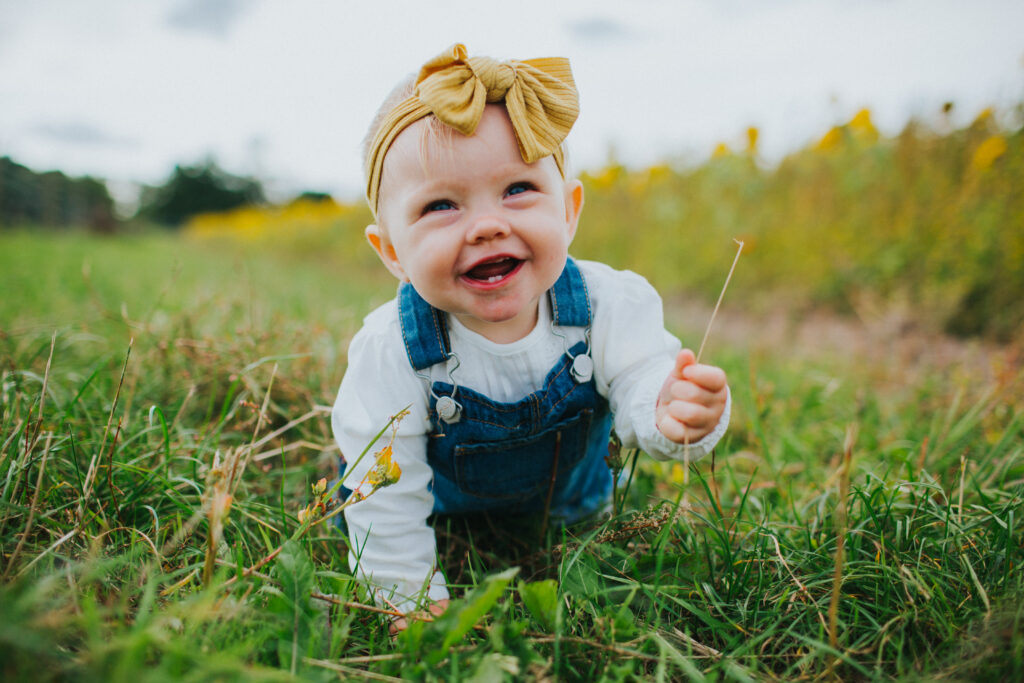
[505,182,535,197]
[423,199,455,214]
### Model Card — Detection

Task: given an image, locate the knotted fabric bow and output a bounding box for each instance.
[365,43,579,215]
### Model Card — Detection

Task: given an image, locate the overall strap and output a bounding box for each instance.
[397,257,592,370]
[398,283,452,370]
[549,257,592,327]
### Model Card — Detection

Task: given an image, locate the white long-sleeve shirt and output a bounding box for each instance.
[331,260,730,612]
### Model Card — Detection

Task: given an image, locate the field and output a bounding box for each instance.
[1,109,1023,681]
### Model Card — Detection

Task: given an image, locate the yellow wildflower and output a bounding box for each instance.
[971,135,1007,172]
[590,164,624,190]
[670,462,687,485]
[815,126,843,152]
[712,142,731,159]
[746,127,759,155]
[364,444,402,490]
[849,108,879,143]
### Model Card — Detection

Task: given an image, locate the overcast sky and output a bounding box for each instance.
[1,0,1022,208]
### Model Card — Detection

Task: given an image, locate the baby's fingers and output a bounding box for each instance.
[681,363,727,393]
[389,616,409,635]
[657,413,689,443]
[657,399,719,445]
[391,599,448,635]
[670,349,697,380]
[662,399,720,431]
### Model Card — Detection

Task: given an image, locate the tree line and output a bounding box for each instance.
[0,156,270,231]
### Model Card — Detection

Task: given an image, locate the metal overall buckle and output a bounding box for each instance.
[417,352,463,424]
[551,323,593,384]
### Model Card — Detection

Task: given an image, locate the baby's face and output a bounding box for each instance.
[369,104,583,343]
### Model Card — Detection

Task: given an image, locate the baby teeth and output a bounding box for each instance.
[486,274,502,283]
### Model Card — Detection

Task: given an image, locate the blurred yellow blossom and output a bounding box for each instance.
[646,164,671,182]
[184,197,365,243]
[971,135,1008,172]
[849,108,879,143]
[712,143,731,159]
[815,126,843,152]
[746,127,759,155]
[588,164,625,190]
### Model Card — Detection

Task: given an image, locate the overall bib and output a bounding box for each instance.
[399,258,614,522]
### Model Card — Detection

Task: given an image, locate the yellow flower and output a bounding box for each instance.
[971,135,1007,172]
[745,127,759,155]
[363,445,402,490]
[849,108,879,143]
[670,462,687,485]
[815,126,843,152]
[712,142,731,159]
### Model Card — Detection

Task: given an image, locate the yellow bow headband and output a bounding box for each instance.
[365,43,580,214]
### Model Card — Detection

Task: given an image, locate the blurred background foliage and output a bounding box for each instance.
[572,107,1022,342]
[0,157,116,232]
[1,106,1021,342]
[137,161,266,227]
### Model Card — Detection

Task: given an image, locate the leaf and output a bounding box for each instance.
[518,579,559,632]
[426,567,519,666]
[270,539,320,673]
[466,653,521,683]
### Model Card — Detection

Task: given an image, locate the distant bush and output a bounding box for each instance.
[0,156,115,231]
[137,161,265,226]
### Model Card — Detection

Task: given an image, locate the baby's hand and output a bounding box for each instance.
[655,349,728,444]
[389,599,450,635]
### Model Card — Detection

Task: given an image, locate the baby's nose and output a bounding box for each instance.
[466,214,511,242]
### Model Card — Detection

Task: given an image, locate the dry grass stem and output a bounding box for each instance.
[302,657,405,682]
[684,238,745,483]
[958,453,968,529]
[248,404,331,454]
[766,532,828,631]
[3,431,53,580]
[696,238,745,364]
[827,424,856,675]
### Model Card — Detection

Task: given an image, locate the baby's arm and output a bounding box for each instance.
[332,315,449,615]
[585,261,730,461]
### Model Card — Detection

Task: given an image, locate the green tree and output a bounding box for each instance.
[0,156,115,231]
[138,160,265,226]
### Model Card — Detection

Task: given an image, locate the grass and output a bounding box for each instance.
[1,224,1022,682]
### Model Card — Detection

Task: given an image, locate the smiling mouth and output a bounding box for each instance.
[463,257,523,284]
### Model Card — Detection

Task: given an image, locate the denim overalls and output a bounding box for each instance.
[399,258,614,523]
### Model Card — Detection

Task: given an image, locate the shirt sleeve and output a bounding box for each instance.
[331,308,449,613]
[585,262,730,462]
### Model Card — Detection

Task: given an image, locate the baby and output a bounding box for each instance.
[332,44,730,626]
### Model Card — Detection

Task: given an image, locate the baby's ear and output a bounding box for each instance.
[563,179,584,242]
[365,225,408,282]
